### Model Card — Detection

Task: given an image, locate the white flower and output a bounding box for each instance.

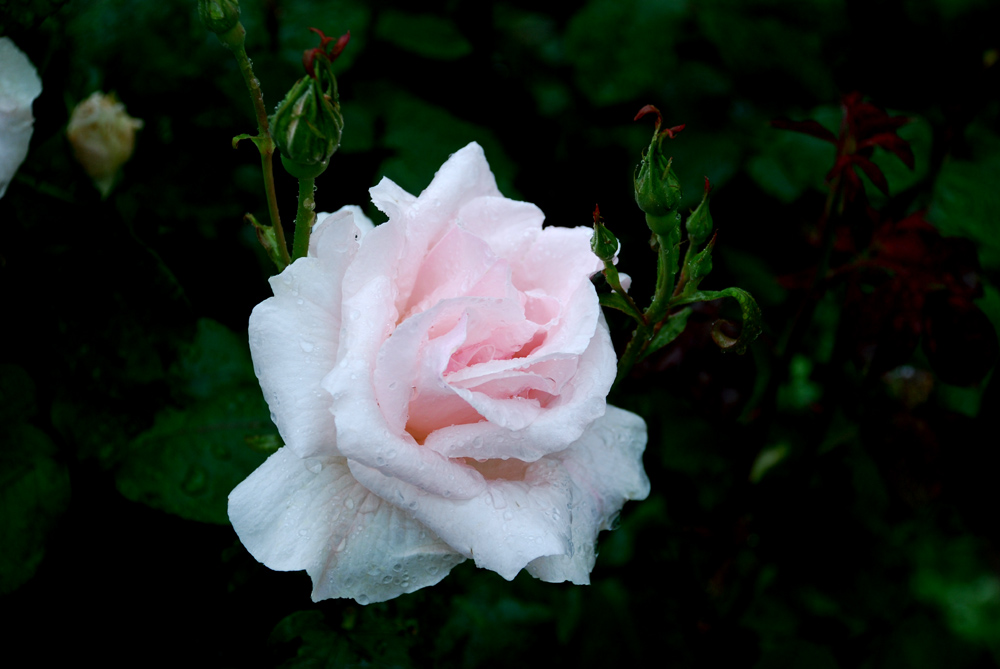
[0,37,42,199]
[230,143,650,603]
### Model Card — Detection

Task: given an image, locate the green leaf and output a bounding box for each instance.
[641,307,691,360]
[376,90,518,199]
[116,319,274,524]
[747,106,839,203]
[115,386,272,524]
[375,10,472,60]
[0,423,70,594]
[928,123,1000,270]
[598,291,644,322]
[564,0,687,106]
[672,287,762,354]
[172,318,256,401]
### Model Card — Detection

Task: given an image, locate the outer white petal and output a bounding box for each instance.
[249,209,364,459]
[228,447,465,604]
[0,38,42,198]
[349,456,574,581]
[366,142,502,315]
[526,405,650,583]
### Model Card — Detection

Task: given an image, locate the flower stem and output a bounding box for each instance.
[612,224,682,391]
[221,23,290,266]
[291,177,317,260]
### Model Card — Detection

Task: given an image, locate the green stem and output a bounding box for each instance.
[292,177,317,260]
[647,225,682,324]
[612,222,682,391]
[220,23,290,266]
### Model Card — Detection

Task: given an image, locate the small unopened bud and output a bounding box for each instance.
[271,75,342,179]
[199,0,241,35]
[633,105,685,232]
[685,177,713,246]
[67,92,143,197]
[590,205,619,262]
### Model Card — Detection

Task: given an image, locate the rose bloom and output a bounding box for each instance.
[0,37,42,199]
[230,143,650,604]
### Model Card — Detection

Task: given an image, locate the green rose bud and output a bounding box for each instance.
[590,205,619,262]
[685,177,713,247]
[633,105,685,234]
[272,74,343,180]
[198,0,241,36]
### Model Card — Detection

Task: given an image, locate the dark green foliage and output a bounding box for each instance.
[2,0,1000,666]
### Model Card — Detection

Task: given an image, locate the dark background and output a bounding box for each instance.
[2,0,1000,666]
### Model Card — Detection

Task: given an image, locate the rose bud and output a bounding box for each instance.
[633,105,684,235]
[271,74,343,180]
[230,144,650,604]
[685,177,713,247]
[0,37,42,199]
[591,206,620,262]
[198,0,241,35]
[66,92,143,197]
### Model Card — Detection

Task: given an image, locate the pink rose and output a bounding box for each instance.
[229,143,650,603]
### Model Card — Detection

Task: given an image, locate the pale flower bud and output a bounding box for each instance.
[66,92,143,197]
[0,37,43,199]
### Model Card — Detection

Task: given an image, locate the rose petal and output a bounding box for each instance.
[455,195,544,260]
[325,278,487,499]
[249,208,366,459]
[423,312,617,461]
[0,38,42,198]
[349,405,648,582]
[526,405,650,583]
[512,225,604,303]
[348,456,573,581]
[228,447,465,604]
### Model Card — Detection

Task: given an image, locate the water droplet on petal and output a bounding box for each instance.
[299,339,315,352]
[503,510,513,521]
[306,460,323,474]
[356,594,369,605]
[344,497,355,510]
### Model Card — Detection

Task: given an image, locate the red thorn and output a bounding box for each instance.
[593,204,602,225]
[634,104,663,130]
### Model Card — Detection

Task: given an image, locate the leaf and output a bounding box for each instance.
[748,106,840,203]
[0,423,70,594]
[116,319,274,524]
[115,386,272,525]
[641,308,691,360]
[375,10,472,60]
[564,0,686,106]
[928,123,1000,270]
[171,318,256,402]
[598,291,644,322]
[672,287,763,354]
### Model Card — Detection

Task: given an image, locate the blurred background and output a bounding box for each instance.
[2,0,1000,666]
